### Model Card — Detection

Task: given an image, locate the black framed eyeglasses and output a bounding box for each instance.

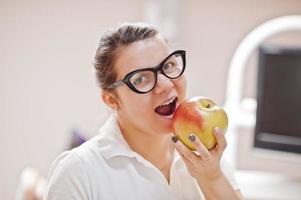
[107,50,186,94]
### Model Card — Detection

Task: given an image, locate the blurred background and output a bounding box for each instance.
[1,0,301,200]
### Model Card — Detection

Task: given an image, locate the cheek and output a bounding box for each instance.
[117,90,152,114]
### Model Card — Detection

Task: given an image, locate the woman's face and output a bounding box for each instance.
[113,34,186,135]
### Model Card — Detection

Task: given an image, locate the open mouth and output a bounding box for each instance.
[154,97,178,116]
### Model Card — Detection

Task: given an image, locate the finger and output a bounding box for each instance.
[188,134,212,161]
[213,127,227,154]
[178,150,193,167]
[171,136,199,164]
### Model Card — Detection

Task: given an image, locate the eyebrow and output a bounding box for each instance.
[118,50,174,80]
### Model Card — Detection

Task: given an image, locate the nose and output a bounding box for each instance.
[153,73,174,94]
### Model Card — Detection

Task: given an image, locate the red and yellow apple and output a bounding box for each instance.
[172,96,228,150]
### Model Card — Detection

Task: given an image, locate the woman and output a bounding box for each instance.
[44,22,244,199]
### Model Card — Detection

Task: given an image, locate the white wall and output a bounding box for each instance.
[0,0,144,198]
[1,0,301,199]
[180,0,301,104]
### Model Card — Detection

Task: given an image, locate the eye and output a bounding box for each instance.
[131,72,152,86]
[130,70,155,90]
[163,61,177,73]
[132,76,145,86]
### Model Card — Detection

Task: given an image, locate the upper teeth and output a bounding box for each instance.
[160,97,176,106]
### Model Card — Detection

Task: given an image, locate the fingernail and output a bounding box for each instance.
[214,127,222,135]
[188,134,196,142]
[171,136,178,143]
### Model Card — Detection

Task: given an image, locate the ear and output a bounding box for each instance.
[101,90,118,110]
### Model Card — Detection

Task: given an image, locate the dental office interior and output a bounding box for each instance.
[1,0,301,200]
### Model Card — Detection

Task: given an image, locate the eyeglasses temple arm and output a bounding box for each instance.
[107,80,125,89]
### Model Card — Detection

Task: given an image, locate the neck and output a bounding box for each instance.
[117,116,174,171]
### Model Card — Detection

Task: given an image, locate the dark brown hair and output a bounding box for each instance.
[93,23,158,90]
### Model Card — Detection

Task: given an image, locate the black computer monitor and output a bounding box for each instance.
[254,44,301,154]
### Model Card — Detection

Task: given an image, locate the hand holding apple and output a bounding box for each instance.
[172,96,228,150]
[171,129,239,199]
[171,98,238,198]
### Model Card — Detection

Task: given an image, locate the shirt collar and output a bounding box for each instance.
[96,113,181,164]
[96,113,137,159]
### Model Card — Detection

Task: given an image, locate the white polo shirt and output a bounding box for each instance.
[44,114,239,200]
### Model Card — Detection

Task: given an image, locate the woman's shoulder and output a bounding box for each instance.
[49,135,106,174]
[45,138,108,199]
[44,150,91,199]
[47,149,88,183]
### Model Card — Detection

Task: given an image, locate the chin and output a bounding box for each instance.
[152,115,174,134]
